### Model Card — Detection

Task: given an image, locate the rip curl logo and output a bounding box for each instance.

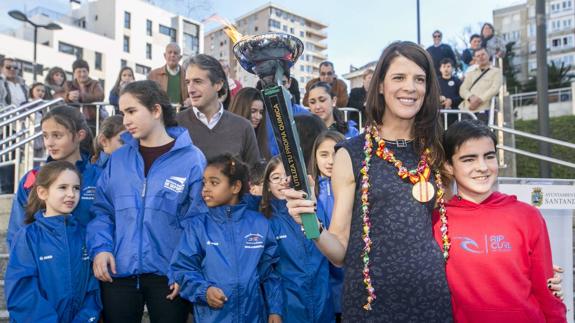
[39,255,53,261]
[164,176,186,193]
[244,233,264,249]
[454,235,512,255]
[81,186,96,200]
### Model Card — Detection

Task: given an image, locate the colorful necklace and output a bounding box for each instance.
[359,124,450,311]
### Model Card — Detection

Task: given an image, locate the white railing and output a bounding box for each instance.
[510,87,572,108]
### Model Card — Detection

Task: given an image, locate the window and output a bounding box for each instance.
[183,32,199,56]
[146,19,153,36]
[290,27,294,34]
[121,59,127,67]
[552,38,561,47]
[146,43,152,59]
[283,25,287,32]
[136,64,151,75]
[159,24,176,41]
[124,11,131,29]
[300,65,305,71]
[254,26,258,32]
[123,35,130,53]
[58,41,83,58]
[268,19,280,29]
[300,31,304,37]
[95,52,102,70]
[562,0,572,9]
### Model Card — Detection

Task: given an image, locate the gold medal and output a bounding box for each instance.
[412,180,435,203]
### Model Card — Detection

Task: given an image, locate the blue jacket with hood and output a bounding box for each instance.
[86,127,206,279]
[6,152,101,249]
[317,176,344,314]
[169,201,283,323]
[269,198,334,323]
[5,211,101,323]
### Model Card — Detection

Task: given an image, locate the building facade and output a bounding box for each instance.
[494,0,574,84]
[0,0,203,100]
[204,3,328,97]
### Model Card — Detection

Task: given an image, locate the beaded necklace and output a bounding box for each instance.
[360,125,450,311]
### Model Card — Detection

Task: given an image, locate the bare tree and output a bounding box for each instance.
[145,0,213,20]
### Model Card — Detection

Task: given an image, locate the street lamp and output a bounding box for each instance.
[8,10,62,81]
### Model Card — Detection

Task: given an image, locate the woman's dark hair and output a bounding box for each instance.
[309,130,345,196]
[120,80,178,127]
[207,154,250,197]
[365,41,444,170]
[184,54,231,109]
[25,161,81,223]
[443,119,497,162]
[41,105,95,156]
[91,115,125,162]
[295,114,328,168]
[111,66,134,96]
[44,66,67,86]
[308,82,349,135]
[228,87,270,159]
[260,155,283,218]
[29,82,46,100]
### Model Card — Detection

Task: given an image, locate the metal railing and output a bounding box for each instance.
[510,87,572,108]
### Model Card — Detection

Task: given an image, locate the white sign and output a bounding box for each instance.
[498,183,575,209]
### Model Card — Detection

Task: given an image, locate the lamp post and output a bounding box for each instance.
[8,10,62,81]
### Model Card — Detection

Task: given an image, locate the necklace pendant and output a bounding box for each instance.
[412,180,435,203]
[396,139,407,147]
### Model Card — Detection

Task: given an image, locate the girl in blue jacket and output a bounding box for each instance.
[309,130,346,322]
[5,160,102,323]
[169,154,283,323]
[87,80,206,323]
[7,105,101,249]
[260,156,335,323]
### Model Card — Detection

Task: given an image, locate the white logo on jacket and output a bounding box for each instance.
[81,186,96,200]
[206,241,220,246]
[164,176,186,193]
[244,233,264,249]
[39,255,53,261]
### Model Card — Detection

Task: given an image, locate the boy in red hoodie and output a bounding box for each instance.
[433,120,566,323]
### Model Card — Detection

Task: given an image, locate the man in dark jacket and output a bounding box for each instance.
[437,58,462,127]
[347,68,373,127]
[426,30,457,75]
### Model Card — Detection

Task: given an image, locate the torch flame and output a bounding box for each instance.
[204,14,244,44]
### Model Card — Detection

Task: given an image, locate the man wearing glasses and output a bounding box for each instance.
[0,57,29,107]
[303,61,348,108]
[426,30,457,76]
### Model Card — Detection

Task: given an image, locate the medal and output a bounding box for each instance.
[412,179,435,202]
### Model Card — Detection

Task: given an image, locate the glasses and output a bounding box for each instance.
[4,65,18,70]
[269,174,290,184]
[433,35,442,38]
[320,72,333,76]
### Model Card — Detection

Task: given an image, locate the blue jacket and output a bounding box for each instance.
[269,199,334,323]
[267,103,310,156]
[169,201,282,323]
[317,176,344,314]
[5,211,101,323]
[87,127,206,278]
[7,152,101,249]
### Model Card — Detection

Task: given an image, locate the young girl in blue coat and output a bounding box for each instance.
[309,130,345,322]
[7,105,101,249]
[260,156,334,323]
[5,161,102,323]
[169,154,283,323]
[87,80,206,323]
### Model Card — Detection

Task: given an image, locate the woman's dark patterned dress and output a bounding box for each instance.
[338,135,453,323]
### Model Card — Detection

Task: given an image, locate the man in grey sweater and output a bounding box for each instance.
[177,54,261,166]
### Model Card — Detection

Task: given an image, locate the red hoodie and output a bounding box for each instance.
[432,192,566,323]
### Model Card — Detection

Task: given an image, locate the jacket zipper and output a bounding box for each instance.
[135,139,179,289]
[226,207,241,321]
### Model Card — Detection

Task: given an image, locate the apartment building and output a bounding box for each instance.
[204,3,328,97]
[0,0,203,98]
[494,0,574,83]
